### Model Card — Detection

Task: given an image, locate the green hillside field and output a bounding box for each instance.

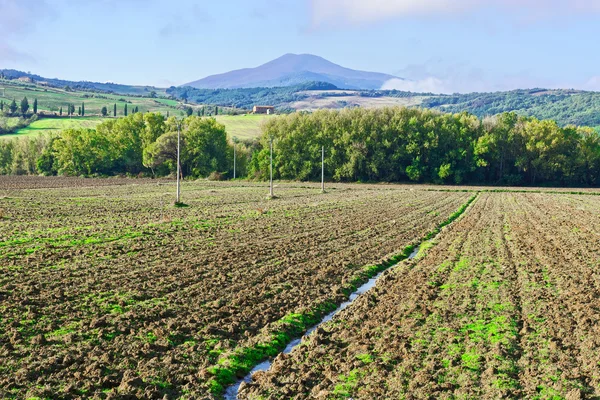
[1,117,104,140]
[1,114,269,141]
[0,79,182,117]
[214,114,273,140]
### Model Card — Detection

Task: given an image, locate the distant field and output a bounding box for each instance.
[291,94,425,111]
[214,114,272,140]
[1,114,269,141]
[0,117,104,140]
[0,80,183,117]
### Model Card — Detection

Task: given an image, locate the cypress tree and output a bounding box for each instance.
[215,105,218,116]
[82,102,85,116]
[59,106,63,116]
[114,104,117,117]
[78,106,81,116]
[167,110,169,118]
[20,97,29,114]
[33,98,38,114]
[10,99,17,114]
[0,100,4,111]
[124,103,128,116]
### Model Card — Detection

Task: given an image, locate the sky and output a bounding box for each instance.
[1,0,600,93]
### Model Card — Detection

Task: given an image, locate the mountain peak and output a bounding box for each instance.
[184,54,401,90]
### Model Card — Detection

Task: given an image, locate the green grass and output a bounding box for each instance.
[214,114,274,140]
[0,117,103,139]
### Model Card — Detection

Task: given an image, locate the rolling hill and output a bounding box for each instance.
[184,53,402,90]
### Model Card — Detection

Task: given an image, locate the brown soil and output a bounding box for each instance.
[241,192,600,399]
[0,179,470,399]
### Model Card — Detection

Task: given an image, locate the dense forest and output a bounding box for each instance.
[1,108,599,186]
[250,108,600,186]
[166,82,338,110]
[422,89,600,128]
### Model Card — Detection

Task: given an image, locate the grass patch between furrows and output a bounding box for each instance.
[206,193,479,396]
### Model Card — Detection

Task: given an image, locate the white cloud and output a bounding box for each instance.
[310,0,600,26]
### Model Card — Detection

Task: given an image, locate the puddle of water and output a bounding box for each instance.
[224,244,421,399]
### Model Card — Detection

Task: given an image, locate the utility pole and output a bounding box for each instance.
[321,145,325,193]
[176,120,181,204]
[233,137,237,180]
[269,137,274,198]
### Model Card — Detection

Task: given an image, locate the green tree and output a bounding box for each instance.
[114,104,117,117]
[9,99,17,114]
[82,102,85,116]
[59,106,63,116]
[33,98,38,114]
[124,103,128,116]
[101,106,108,117]
[51,128,115,175]
[186,107,193,117]
[215,106,218,116]
[20,97,29,114]
[78,106,82,116]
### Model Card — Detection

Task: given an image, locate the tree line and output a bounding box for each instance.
[248,108,600,186]
[0,97,37,115]
[0,113,252,177]
[1,107,600,186]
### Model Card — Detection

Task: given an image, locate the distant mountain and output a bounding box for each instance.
[0,69,166,96]
[184,54,402,90]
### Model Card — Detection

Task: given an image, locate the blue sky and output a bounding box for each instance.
[1,0,600,93]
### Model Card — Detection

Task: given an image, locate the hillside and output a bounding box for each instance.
[168,85,600,128]
[184,54,402,90]
[0,69,167,96]
[0,78,182,117]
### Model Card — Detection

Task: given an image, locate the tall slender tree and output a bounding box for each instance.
[215,105,218,116]
[124,103,128,116]
[33,98,38,114]
[0,100,4,111]
[20,97,29,114]
[114,104,117,117]
[82,102,85,116]
[59,106,63,116]
[9,99,17,114]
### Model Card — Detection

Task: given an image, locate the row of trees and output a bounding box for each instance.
[0,98,38,115]
[0,98,144,118]
[100,104,140,117]
[0,113,251,177]
[248,108,600,186]
[1,107,600,186]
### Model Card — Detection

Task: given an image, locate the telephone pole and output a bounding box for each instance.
[233,138,237,180]
[176,120,181,204]
[269,137,274,198]
[321,146,325,193]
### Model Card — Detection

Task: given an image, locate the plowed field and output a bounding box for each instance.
[0,178,473,399]
[242,192,600,399]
